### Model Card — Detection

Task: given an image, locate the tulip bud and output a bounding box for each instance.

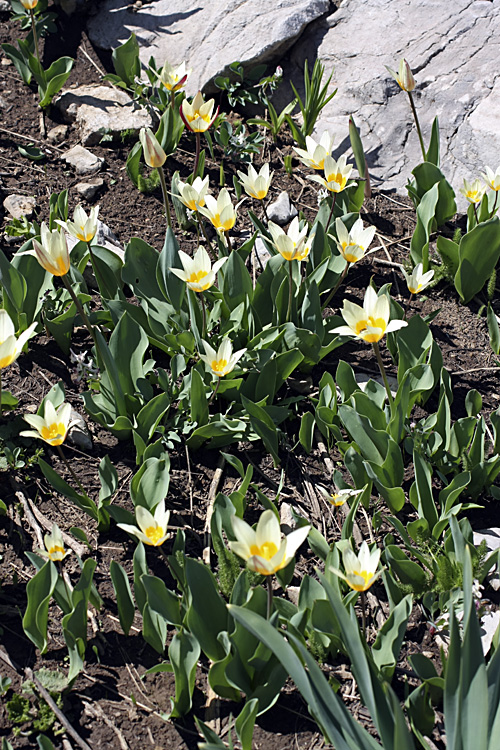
[386,58,416,93]
[139,128,167,169]
[20,0,38,8]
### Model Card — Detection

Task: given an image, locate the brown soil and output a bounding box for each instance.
[0,4,499,750]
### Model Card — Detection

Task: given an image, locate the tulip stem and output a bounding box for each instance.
[159,166,172,230]
[200,293,207,338]
[407,91,426,162]
[321,263,349,311]
[58,561,73,608]
[225,230,233,254]
[372,341,393,404]
[262,201,270,226]
[29,8,40,66]
[193,132,201,177]
[198,216,214,257]
[326,192,338,229]
[266,576,274,620]
[208,377,221,406]
[490,191,499,220]
[0,370,2,417]
[170,89,176,113]
[360,590,367,638]
[56,444,88,498]
[61,273,96,346]
[286,260,293,323]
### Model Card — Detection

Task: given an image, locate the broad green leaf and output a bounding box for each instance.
[23,561,58,653]
[371,595,412,680]
[110,560,135,635]
[168,630,201,717]
[222,249,253,310]
[130,455,170,511]
[455,218,500,303]
[112,33,140,88]
[185,558,228,661]
[142,574,181,627]
[38,458,99,522]
[190,368,209,427]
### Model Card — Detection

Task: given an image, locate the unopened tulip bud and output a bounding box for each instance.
[20,0,38,8]
[386,58,416,92]
[139,128,167,169]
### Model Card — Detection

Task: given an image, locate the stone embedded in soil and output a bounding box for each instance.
[47,124,69,144]
[54,84,152,147]
[254,236,272,269]
[86,0,330,95]
[76,179,104,201]
[267,190,298,225]
[3,194,37,219]
[62,144,104,176]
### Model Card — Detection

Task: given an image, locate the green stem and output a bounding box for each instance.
[404,292,414,320]
[193,132,201,177]
[361,590,367,639]
[225,230,233,253]
[372,340,393,404]
[208,376,221,405]
[262,201,270,226]
[29,7,40,65]
[198,216,214,257]
[266,576,274,620]
[490,190,499,220]
[58,561,73,608]
[0,370,2,417]
[326,192,338,229]
[170,89,176,113]
[321,263,349,311]
[286,260,293,323]
[61,273,96,345]
[200,293,207,338]
[56,444,88,498]
[159,166,172,230]
[408,91,426,162]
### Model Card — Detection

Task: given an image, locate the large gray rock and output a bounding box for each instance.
[283,0,500,204]
[87,0,330,94]
[55,84,152,146]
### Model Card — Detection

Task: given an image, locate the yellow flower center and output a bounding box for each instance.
[327,172,347,192]
[187,270,209,284]
[211,358,228,375]
[355,316,387,343]
[0,354,15,370]
[144,526,164,545]
[40,422,66,445]
[466,191,481,203]
[250,541,278,560]
[54,255,69,276]
[349,569,374,592]
[48,545,66,559]
[191,109,211,124]
[329,493,346,507]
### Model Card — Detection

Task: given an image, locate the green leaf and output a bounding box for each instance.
[142,575,181,627]
[38,458,99,522]
[185,558,228,661]
[222,249,253,310]
[62,558,96,681]
[38,57,73,108]
[455,218,500,303]
[0,247,27,313]
[299,411,315,454]
[168,630,201,717]
[371,595,412,680]
[18,144,46,161]
[235,698,259,750]
[425,116,440,166]
[112,33,140,88]
[487,304,500,355]
[130,456,170,511]
[157,226,186,310]
[110,560,135,635]
[22,560,58,653]
[410,183,439,270]
[190,368,209,427]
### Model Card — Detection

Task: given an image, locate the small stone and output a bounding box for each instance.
[267,191,298,225]
[473,528,500,552]
[254,236,272,270]
[62,145,104,176]
[287,586,300,606]
[54,84,152,146]
[1,57,12,66]
[0,1,10,12]
[480,611,500,655]
[3,194,37,219]
[75,178,104,201]
[280,502,295,529]
[68,408,93,450]
[47,124,68,143]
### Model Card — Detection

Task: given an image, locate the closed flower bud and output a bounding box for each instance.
[139,128,167,168]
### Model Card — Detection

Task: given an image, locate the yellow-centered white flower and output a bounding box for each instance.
[460,178,486,205]
[333,286,407,343]
[57,205,99,243]
[318,486,364,507]
[158,60,191,92]
[268,217,315,262]
[293,131,335,170]
[32,223,71,276]
[40,523,70,562]
[180,91,218,133]
[403,263,434,294]
[482,165,500,192]
[308,154,354,193]
[236,163,273,200]
[176,176,210,212]
[139,127,167,168]
[198,188,237,234]
[20,0,38,8]
[117,501,170,547]
[199,338,246,378]
[385,59,416,92]
[334,217,376,264]
[330,541,382,592]
[0,311,37,371]
[170,245,227,292]
[21,400,77,447]
[229,509,310,576]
